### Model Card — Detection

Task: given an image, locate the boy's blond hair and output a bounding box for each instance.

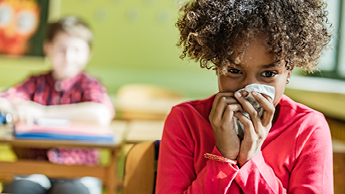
[46,16,93,47]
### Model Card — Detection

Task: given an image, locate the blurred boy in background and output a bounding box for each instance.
[0,16,114,194]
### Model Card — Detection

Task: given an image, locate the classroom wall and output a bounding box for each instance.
[0,0,218,99]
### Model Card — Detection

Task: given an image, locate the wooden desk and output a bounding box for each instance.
[285,76,345,121]
[0,120,127,194]
[124,120,164,144]
[113,98,184,120]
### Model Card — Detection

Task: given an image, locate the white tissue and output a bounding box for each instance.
[233,84,275,138]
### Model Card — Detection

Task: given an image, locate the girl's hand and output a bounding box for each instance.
[209,93,243,160]
[234,91,275,167]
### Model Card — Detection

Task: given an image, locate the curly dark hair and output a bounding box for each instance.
[176,0,332,73]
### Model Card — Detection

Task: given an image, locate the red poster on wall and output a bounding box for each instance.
[0,0,49,57]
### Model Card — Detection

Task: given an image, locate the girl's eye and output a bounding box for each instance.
[261,71,277,77]
[228,68,242,74]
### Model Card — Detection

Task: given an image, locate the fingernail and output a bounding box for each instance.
[252,91,258,95]
[235,92,241,97]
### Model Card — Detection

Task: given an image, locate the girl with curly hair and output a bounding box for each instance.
[156,0,333,193]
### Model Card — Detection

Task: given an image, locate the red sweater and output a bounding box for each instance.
[156,94,333,193]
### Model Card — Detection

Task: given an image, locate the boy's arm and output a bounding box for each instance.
[0,79,35,121]
[0,97,16,114]
[0,74,114,126]
[45,102,112,126]
[15,100,112,126]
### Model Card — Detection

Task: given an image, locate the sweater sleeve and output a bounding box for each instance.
[288,113,333,193]
[235,112,333,194]
[0,76,35,102]
[82,80,115,118]
[235,152,287,193]
[156,106,240,194]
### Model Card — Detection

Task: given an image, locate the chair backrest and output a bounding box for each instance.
[153,140,160,193]
[123,140,160,194]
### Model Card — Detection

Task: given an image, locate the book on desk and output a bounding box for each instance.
[13,118,115,142]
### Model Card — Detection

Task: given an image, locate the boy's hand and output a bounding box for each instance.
[13,100,45,125]
[209,92,243,160]
[234,91,275,167]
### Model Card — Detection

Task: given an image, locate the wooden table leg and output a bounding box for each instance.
[107,149,117,194]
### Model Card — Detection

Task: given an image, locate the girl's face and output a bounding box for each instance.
[217,34,292,106]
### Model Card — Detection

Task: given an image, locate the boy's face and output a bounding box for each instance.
[217,34,292,107]
[44,31,90,80]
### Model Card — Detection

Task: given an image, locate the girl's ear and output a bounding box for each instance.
[287,70,292,79]
[287,65,294,78]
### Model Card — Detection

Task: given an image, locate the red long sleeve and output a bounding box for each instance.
[156,95,333,193]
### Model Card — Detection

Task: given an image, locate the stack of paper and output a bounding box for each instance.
[14,120,115,142]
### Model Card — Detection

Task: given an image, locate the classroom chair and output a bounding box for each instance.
[122,140,160,194]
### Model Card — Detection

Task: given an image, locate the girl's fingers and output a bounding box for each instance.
[252,92,273,111]
[251,92,275,126]
[233,111,255,137]
[212,92,235,109]
[234,92,261,124]
[235,91,274,136]
[210,93,238,122]
[221,104,243,126]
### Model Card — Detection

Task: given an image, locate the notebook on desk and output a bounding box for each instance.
[14,119,115,142]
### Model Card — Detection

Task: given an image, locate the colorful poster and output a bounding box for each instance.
[0,0,49,57]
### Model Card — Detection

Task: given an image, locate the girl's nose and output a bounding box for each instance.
[239,75,259,89]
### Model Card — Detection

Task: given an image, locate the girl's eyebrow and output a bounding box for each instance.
[228,58,280,68]
[263,63,280,68]
[228,59,241,66]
